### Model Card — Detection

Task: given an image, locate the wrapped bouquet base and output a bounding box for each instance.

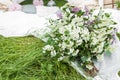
[70,61,93,80]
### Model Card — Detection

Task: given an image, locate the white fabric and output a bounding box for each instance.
[93,35,120,80]
[0,6,58,37]
[0,11,44,37]
[0,6,120,80]
[36,6,59,17]
[67,0,97,7]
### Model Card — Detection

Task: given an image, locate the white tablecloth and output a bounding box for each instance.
[0,6,59,37]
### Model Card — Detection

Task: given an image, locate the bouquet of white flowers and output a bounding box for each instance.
[42,4,116,78]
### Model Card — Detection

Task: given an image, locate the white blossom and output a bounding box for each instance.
[43,45,54,51]
[51,50,57,57]
[72,49,79,56]
[76,39,83,46]
[61,42,67,50]
[59,27,65,34]
[97,54,104,61]
[97,42,105,53]
[86,64,93,70]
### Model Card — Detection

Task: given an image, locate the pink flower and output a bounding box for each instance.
[33,0,44,6]
[9,3,22,11]
[72,7,80,13]
[56,10,63,19]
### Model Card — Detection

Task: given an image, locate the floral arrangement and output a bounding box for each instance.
[42,4,116,77]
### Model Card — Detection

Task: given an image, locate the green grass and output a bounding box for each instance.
[0,35,85,80]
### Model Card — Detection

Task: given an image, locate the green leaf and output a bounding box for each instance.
[116,32,120,40]
[105,13,110,18]
[47,64,53,71]
[81,56,87,62]
[112,21,117,25]
[77,11,85,17]
[93,25,98,28]
[105,50,112,55]
[63,56,70,62]
[64,30,69,35]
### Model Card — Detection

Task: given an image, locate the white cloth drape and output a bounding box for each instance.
[0,6,59,37]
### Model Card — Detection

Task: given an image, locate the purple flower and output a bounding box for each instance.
[72,7,80,13]
[111,33,116,44]
[56,10,63,19]
[33,0,44,6]
[83,6,90,16]
[111,28,118,44]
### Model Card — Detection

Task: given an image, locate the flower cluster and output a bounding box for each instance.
[42,4,116,76]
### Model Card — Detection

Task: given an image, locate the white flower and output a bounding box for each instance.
[91,37,98,45]
[70,28,80,40]
[86,57,92,62]
[51,50,57,57]
[66,8,71,13]
[72,49,79,56]
[67,41,74,48]
[43,45,54,51]
[71,17,83,25]
[81,34,89,42]
[61,42,67,50]
[69,48,74,53]
[97,42,105,53]
[86,64,93,70]
[58,56,65,61]
[43,50,46,53]
[97,54,104,61]
[76,39,83,46]
[92,48,98,53]
[49,33,55,37]
[59,27,65,34]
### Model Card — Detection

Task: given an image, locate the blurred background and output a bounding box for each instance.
[21,0,67,7]
[20,0,119,9]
